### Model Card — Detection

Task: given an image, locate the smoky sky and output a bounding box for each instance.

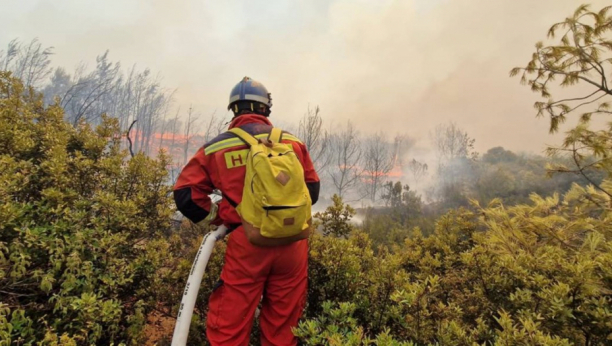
[2,0,608,154]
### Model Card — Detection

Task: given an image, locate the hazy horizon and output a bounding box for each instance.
[3,0,608,155]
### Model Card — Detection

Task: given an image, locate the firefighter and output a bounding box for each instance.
[174,76,320,345]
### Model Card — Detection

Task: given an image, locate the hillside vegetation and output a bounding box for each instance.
[1,4,612,345]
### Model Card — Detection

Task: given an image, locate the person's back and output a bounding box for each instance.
[174,77,320,345]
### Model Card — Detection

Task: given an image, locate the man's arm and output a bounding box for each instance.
[298,143,320,204]
[174,148,216,224]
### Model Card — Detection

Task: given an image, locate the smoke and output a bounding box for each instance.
[2,0,610,155]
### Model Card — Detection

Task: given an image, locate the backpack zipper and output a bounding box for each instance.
[263,205,300,216]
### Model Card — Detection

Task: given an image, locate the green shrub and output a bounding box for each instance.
[0,72,174,345]
[301,194,612,345]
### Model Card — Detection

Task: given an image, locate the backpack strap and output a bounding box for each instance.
[228,128,258,147]
[268,127,283,143]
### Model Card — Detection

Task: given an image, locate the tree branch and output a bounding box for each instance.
[548,89,602,106]
[127,120,137,158]
[571,142,612,198]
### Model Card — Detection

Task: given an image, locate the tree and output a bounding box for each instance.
[512,4,612,198]
[392,134,415,168]
[42,67,72,106]
[379,181,423,225]
[362,132,394,203]
[156,90,177,153]
[381,181,403,208]
[431,122,476,164]
[202,110,227,143]
[298,105,331,173]
[482,146,518,164]
[25,47,176,157]
[182,106,200,166]
[430,122,477,207]
[328,121,363,199]
[510,5,612,133]
[407,158,428,189]
[167,108,182,183]
[60,51,120,126]
[0,38,53,89]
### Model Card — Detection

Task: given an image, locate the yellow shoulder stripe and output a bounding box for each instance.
[204,132,303,155]
[205,134,267,155]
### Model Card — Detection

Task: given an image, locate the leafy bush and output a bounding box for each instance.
[314,194,356,237]
[301,193,612,345]
[150,221,227,346]
[0,72,174,345]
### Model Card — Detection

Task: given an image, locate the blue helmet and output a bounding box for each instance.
[228,77,272,116]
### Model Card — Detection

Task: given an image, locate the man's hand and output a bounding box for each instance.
[195,202,219,232]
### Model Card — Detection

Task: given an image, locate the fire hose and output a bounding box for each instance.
[171,201,227,346]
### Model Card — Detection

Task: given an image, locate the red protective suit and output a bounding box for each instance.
[174,113,320,346]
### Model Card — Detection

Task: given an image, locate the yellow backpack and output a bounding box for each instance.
[228,127,312,238]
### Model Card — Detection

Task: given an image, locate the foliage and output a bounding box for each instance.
[0,38,214,170]
[362,182,432,246]
[416,144,601,215]
[149,220,228,346]
[0,39,53,89]
[510,4,612,133]
[3,5,612,345]
[314,194,356,237]
[294,302,413,346]
[474,147,601,206]
[301,189,612,345]
[512,4,612,200]
[0,72,174,344]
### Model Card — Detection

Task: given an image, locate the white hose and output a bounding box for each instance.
[171,224,228,346]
